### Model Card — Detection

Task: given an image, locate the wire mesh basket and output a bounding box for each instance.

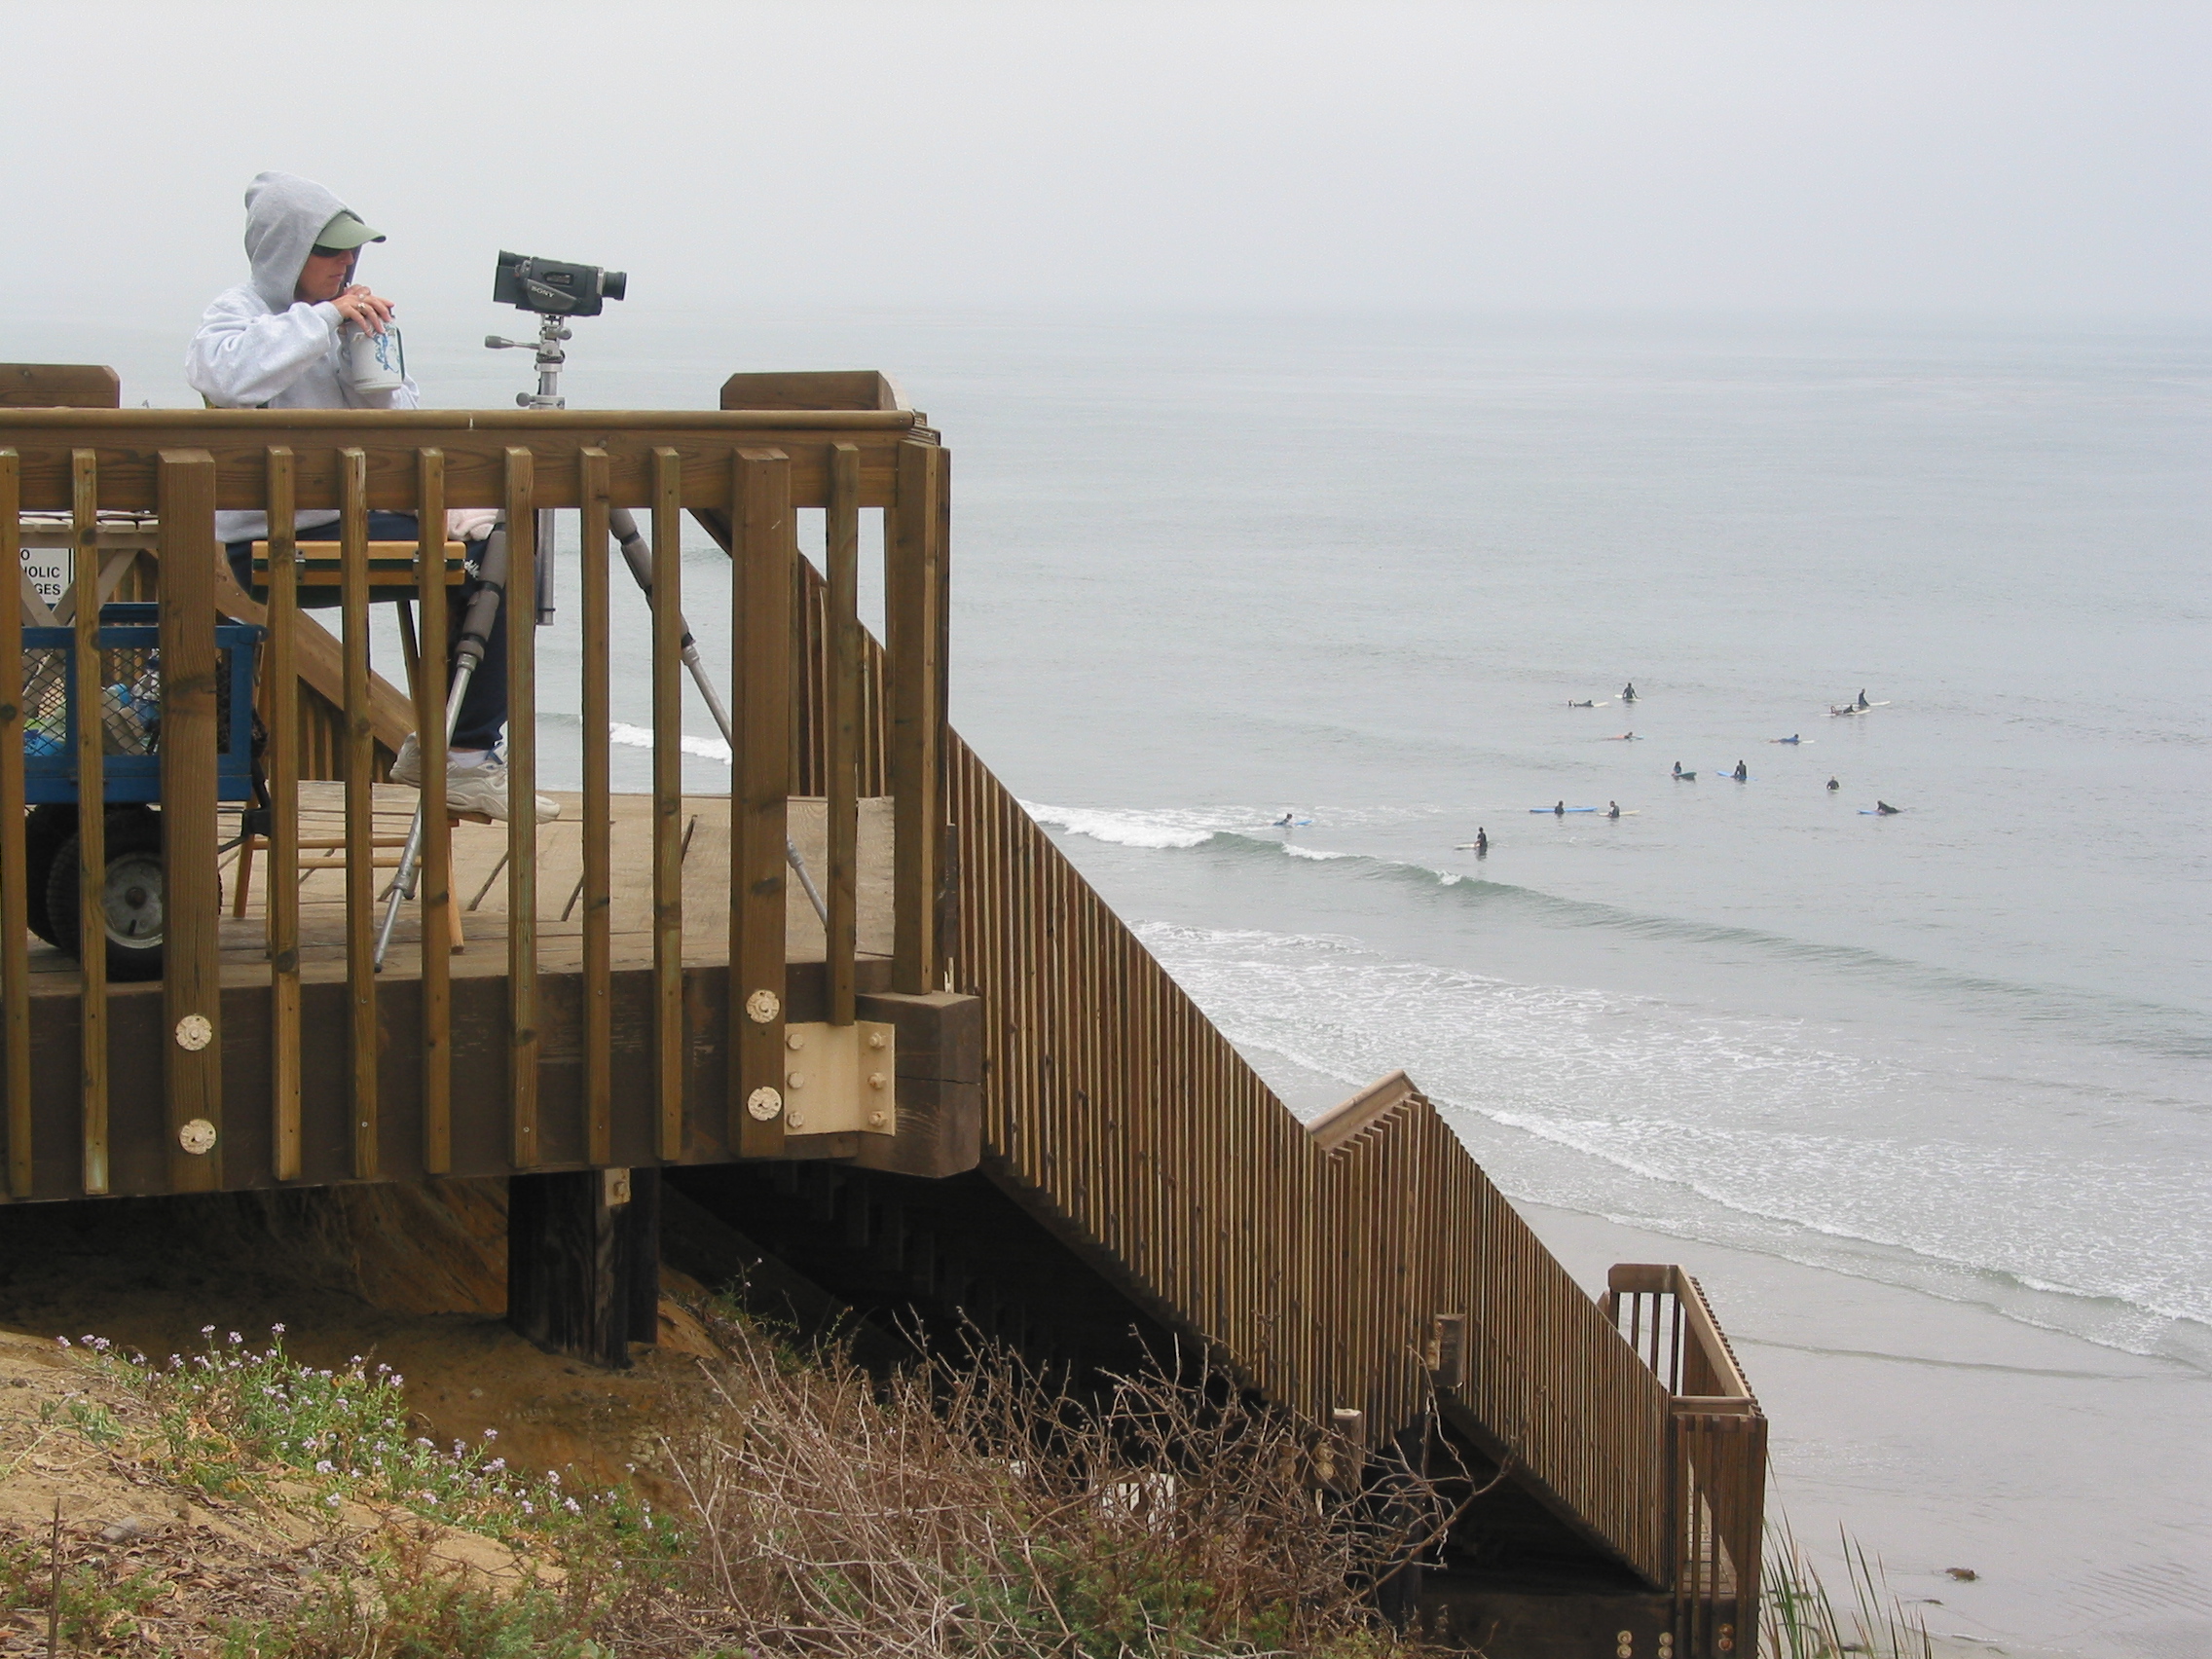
[20,603,261,804]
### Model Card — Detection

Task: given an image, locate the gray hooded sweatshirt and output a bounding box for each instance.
[186,171,420,541]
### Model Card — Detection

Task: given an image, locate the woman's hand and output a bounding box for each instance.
[331,284,395,335]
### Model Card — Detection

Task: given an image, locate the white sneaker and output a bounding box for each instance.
[389,735,560,824]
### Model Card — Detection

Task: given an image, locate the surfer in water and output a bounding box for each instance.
[1607,730,1637,741]
[1857,689,1870,710]
[1567,698,1594,708]
[1606,801,1621,819]
[1273,812,1296,828]
[1732,760,1749,781]
[1826,776,1840,792]
[1876,800,1902,815]
[1673,761,1686,778]
[1475,827,1488,855]
[1774,733,1800,744]
[1554,800,1567,817]
[1622,682,1637,703]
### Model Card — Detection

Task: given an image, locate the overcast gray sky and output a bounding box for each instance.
[2,1,2204,324]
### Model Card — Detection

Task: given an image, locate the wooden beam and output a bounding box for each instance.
[341,451,377,1179]
[415,450,452,1175]
[0,413,919,514]
[826,445,861,1026]
[157,451,224,1192]
[888,441,943,995]
[0,364,119,409]
[69,451,107,1195]
[580,450,613,1165]
[649,451,685,1162]
[730,449,791,1158]
[505,449,539,1166]
[0,450,28,1197]
[264,449,302,1181]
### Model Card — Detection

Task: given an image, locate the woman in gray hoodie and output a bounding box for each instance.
[188,171,550,823]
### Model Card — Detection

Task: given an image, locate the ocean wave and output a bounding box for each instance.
[1047,816,2212,1063]
[609,721,731,764]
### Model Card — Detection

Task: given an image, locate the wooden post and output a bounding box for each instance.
[506,1168,656,1370]
[889,440,943,995]
[264,450,302,1181]
[0,450,27,1198]
[340,449,378,1179]
[157,451,223,1193]
[579,450,612,1164]
[649,450,684,1161]
[68,451,107,1195]
[826,444,861,1027]
[504,449,539,1166]
[415,450,452,1174]
[729,449,791,1158]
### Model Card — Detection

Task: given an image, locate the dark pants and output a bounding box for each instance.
[228,509,509,753]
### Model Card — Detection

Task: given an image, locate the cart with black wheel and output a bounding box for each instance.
[18,602,263,980]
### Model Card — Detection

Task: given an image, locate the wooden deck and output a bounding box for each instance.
[22,785,899,988]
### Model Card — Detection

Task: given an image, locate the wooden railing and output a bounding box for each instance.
[944,742,1685,1589]
[1,405,945,1199]
[1609,1264,1768,1655]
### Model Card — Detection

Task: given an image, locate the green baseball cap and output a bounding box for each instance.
[313,210,386,251]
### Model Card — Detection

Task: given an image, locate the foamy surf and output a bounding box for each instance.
[609,721,731,764]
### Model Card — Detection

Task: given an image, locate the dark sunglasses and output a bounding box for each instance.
[308,245,356,261]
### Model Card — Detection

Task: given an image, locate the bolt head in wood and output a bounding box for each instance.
[174,1014,212,1051]
[746,989,780,1024]
[788,1111,806,1129]
[785,1029,805,1051]
[867,1071,887,1090]
[746,1086,784,1122]
[177,1119,217,1155]
[786,1072,806,1090]
[867,1030,887,1049]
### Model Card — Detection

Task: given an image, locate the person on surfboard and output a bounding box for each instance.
[1826,776,1841,792]
[1857,689,1870,710]
[1554,800,1567,817]
[1606,801,1620,819]
[1476,828,1488,854]
[1732,760,1749,781]
[1876,800,1902,815]
[1622,682,1637,702]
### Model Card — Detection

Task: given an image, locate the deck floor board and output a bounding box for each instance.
[24,784,894,990]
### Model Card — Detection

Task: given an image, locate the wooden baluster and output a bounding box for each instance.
[888,440,942,995]
[730,448,791,1157]
[415,451,451,1173]
[0,450,27,1197]
[504,448,538,1166]
[158,451,222,1193]
[579,450,612,1164]
[340,449,378,1178]
[69,451,107,1195]
[264,449,302,1181]
[826,444,861,1025]
[649,450,684,1161]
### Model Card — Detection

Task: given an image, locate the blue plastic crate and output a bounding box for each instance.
[20,603,263,805]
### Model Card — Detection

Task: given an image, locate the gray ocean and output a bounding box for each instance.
[74,306,2212,1656]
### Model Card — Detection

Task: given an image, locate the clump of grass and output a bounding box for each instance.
[1762,1518,1934,1659]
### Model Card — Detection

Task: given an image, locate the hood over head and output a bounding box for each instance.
[240,171,382,313]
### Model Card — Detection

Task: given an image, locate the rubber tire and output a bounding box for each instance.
[21,804,77,946]
[44,808,183,983]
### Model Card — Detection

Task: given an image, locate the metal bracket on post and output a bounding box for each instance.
[779,1021,898,1137]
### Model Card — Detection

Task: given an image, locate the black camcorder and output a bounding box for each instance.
[493,250,629,317]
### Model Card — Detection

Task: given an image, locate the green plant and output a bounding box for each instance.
[1762,1517,1934,1659]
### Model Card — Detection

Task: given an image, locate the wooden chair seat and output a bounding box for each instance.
[249,539,466,587]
